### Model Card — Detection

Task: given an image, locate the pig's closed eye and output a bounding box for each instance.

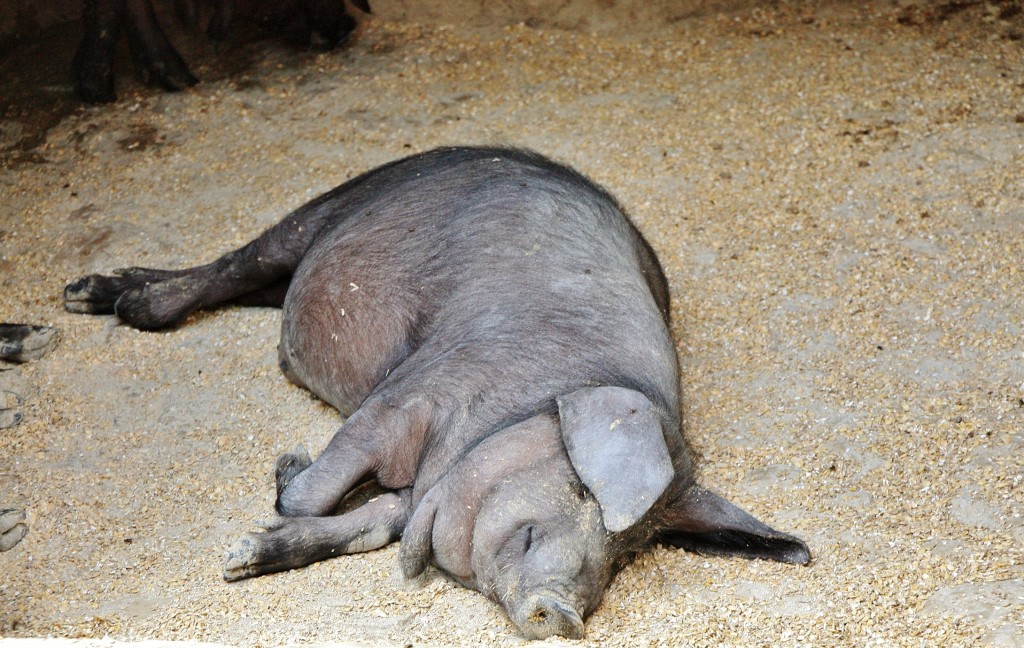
[500,524,537,559]
[522,525,536,553]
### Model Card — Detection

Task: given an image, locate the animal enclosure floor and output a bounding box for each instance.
[1,1,1022,646]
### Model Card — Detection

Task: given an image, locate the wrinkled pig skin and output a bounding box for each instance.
[73,0,367,103]
[64,147,810,639]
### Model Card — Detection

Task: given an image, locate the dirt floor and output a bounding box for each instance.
[1,0,1023,646]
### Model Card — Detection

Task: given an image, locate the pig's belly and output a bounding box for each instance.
[276,256,415,417]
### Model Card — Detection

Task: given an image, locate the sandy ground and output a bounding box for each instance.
[1,1,1023,646]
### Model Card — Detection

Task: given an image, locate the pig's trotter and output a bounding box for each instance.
[0,509,28,552]
[64,269,203,329]
[0,391,24,430]
[223,491,411,581]
[275,448,313,499]
[63,267,184,315]
[64,274,132,314]
[0,325,58,363]
[222,533,264,580]
[273,448,316,516]
[112,281,198,330]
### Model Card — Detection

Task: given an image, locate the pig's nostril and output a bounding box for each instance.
[520,596,584,640]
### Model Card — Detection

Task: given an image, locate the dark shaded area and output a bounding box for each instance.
[72,0,366,103]
[0,20,83,168]
[896,0,1024,37]
[0,12,258,169]
[0,2,366,169]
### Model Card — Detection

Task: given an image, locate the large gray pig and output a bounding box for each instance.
[64,146,809,639]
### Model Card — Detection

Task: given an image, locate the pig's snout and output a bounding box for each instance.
[515,594,584,640]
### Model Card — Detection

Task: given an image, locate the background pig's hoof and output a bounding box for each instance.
[0,324,59,363]
[0,509,28,551]
[223,534,261,581]
[0,391,24,429]
[72,44,117,103]
[130,41,199,92]
[275,447,312,494]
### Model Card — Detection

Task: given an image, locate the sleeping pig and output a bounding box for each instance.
[63,146,810,639]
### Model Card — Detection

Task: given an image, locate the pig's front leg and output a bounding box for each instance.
[275,394,433,517]
[223,489,411,580]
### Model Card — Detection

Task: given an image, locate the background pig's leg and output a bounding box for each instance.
[173,0,199,28]
[302,0,357,48]
[73,0,125,103]
[276,394,433,517]
[222,489,411,580]
[206,0,233,42]
[123,0,198,91]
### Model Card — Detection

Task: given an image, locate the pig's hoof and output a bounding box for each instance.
[223,533,262,581]
[0,391,24,430]
[0,324,59,363]
[275,447,312,495]
[64,268,182,320]
[112,284,191,330]
[64,273,132,314]
[0,509,28,551]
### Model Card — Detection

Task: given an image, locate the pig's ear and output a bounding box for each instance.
[658,486,811,565]
[557,386,674,533]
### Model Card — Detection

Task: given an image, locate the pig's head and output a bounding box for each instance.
[400,386,810,640]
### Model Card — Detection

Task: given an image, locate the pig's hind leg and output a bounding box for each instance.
[65,262,291,330]
[222,489,411,580]
[63,215,321,330]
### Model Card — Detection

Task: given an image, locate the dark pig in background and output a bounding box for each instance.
[63,147,810,639]
[73,0,369,103]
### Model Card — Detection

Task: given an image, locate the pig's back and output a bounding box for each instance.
[279,147,674,418]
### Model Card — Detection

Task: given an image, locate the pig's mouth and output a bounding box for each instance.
[510,591,585,640]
